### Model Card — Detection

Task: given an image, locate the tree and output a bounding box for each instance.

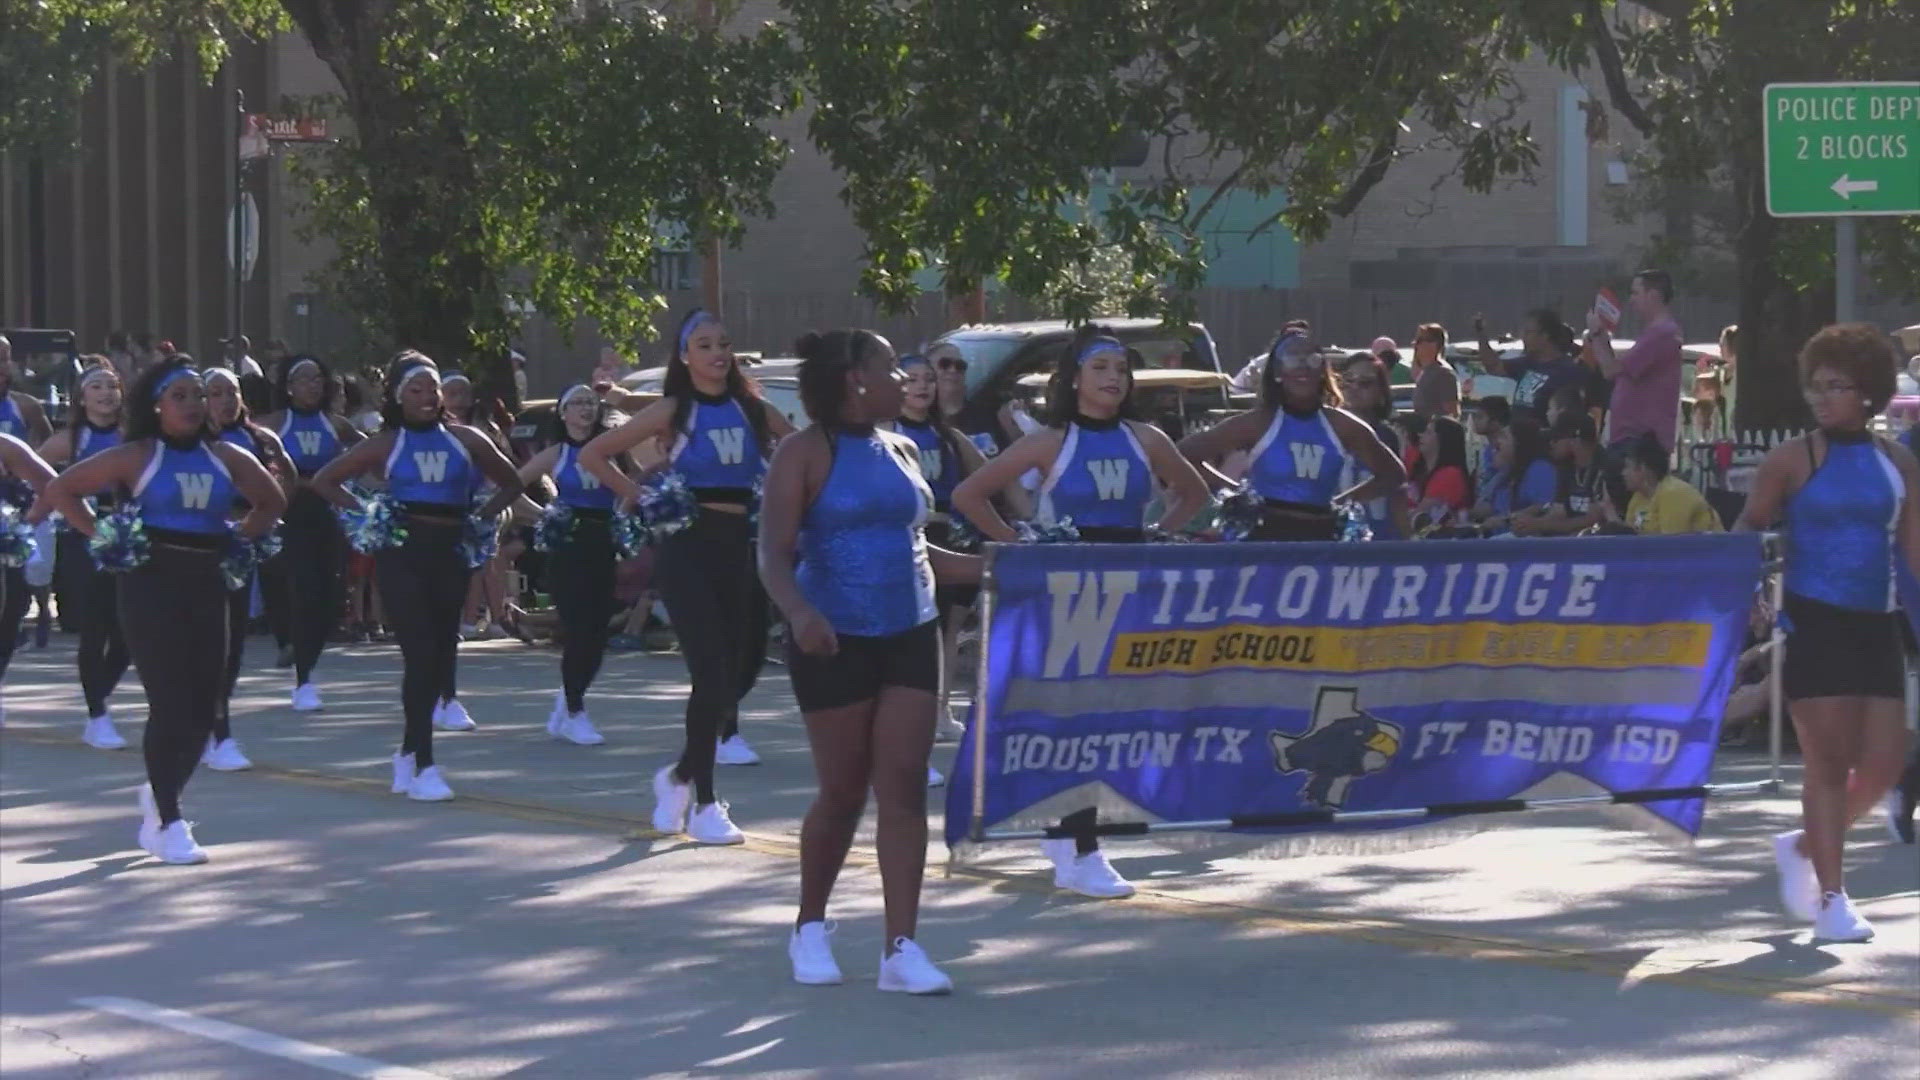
[783,0,1548,325]
[1534,1,1920,429]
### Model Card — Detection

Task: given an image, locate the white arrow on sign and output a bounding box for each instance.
[1831,174,1880,200]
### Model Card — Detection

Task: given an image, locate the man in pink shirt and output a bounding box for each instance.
[1586,269,1682,507]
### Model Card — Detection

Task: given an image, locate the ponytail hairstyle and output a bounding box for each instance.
[275,353,337,413]
[795,328,888,428]
[663,307,773,454]
[124,356,204,444]
[1044,323,1137,427]
[380,350,440,430]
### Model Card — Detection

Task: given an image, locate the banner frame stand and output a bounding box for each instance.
[965,533,1788,846]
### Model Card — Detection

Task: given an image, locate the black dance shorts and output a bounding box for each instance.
[788,617,941,712]
[922,519,978,611]
[1782,592,1907,702]
[1249,504,1340,542]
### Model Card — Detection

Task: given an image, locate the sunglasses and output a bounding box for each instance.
[1275,350,1327,372]
[935,356,967,372]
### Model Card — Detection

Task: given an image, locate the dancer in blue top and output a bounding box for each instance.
[0,432,57,723]
[759,327,982,994]
[31,358,285,864]
[1740,324,1919,943]
[258,355,364,710]
[581,310,797,844]
[516,383,623,746]
[1179,328,1405,540]
[202,366,291,773]
[41,364,133,750]
[0,340,52,445]
[314,354,524,803]
[952,325,1210,901]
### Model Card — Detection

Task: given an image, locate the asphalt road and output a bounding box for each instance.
[2,634,1916,1079]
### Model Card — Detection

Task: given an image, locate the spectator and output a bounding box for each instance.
[510,349,530,404]
[220,333,265,378]
[1587,268,1683,503]
[105,330,136,381]
[1476,417,1557,531]
[1545,384,1586,430]
[1371,336,1413,387]
[131,332,161,376]
[1622,432,1721,534]
[1415,415,1474,520]
[1477,309,1584,423]
[1468,395,1509,484]
[1516,411,1605,536]
[1715,323,1740,423]
[1687,368,1730,442]
[1337,352,1413,539]
[1409,322,1459,420]
[591,345,630,387]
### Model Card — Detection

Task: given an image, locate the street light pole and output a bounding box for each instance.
[231,88,246,358]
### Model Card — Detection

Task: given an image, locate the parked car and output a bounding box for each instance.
[3,327,81,426]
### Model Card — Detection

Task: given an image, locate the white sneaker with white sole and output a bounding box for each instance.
[1812,890,1874,942]
[789,921,843,985]
[687,801,745,845]
[82,713,126,750]
[877,937,952,995]
[291,683,323,712]
[652,765,692,834]
[1773,830,1819,921]
[545,691,567,738]
[137,785,161,853]
[146,820,209,865]
[936,708,967,743]
[433,698,476,731]
[556,711,605,746]
[201,737,252,772]
[407,765,455,802]
[716,735,760,766]
[391,752,416,794]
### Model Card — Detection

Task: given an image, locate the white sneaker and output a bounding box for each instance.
[877,937,952,995]
[291,683,323,712]
[406,765,455,802]
[687,801,745,845]
[557,713,605,747]
[1812,891,1874,942]
[391,752,416,794]
[928,765,946,788]
[1773,830,1819,921]
[137,785,161,853]
[789,921,843,986]
[1056,849,1135,899]
[147,820,209,865]
[936,708,967,743]
[545,692,567,738]
[82,713,126,750]
[433,698,476,731]
[716,734,760,766]
[651,764,692,834]
[201,737,252,772]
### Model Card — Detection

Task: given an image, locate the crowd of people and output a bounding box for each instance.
[0,296,1914,993]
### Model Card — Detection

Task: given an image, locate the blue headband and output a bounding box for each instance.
[1075,336,1126,366]
[898,353,930,369]
[1268,329,1311,364]
[152,367,201,401]
[678,311,719,356]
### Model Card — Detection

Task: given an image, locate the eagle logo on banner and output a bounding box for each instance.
[1269,687,1402,809]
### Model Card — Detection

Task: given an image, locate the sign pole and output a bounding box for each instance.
[1835,217,1858,323]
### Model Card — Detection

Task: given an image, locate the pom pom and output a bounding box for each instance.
[747,473,765,532]
[221,525,284,591]
[1015,517,1080,543]
[1216,484,1266,542]
[636,471,697,541]
[460,507,501,570]
[533,502,576,553]
[337,491,409,554]
[611,507,650,558]
[1336,501,1373,543]
[54,495,99,535]
[88,504,151,572]
[943,514,982,552]
[0,504,37,568]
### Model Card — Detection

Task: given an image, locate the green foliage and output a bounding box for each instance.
[785,0,1549,323]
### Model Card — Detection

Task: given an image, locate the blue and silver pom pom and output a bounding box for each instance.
[746,473,765,531]
[54,495,98,535]
[1015,517,1080,543]
[611,507,650,558]
[533,502,576,553]
[942,513,983,552]
[221,526,284,591]
[636,471,698,541]
[1216,485,1267,542]
[88,504,151,572]
[338,491,409,554]
[0,504,37,568]
[460,510,501,570]
[1336,501,1373,543]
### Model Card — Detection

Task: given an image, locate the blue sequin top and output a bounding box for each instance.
[1785,431,1902,612]
[796,428,937,638]
[891,417,958,511]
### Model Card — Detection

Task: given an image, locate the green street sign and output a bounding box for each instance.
[1764,82,1920,217]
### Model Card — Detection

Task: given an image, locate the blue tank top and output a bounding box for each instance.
[891,418,958,511]
[1785,433,1903,612]
[278,410,342,477]
[216,424,256,452]
[670,394,762,498]
[1036,419,1154,531]
[132,440,236,535]
[75,422,121,462]
[0,396,24,439]
[796,429,937,637]
[552,442,614,511]
[1248,409,1350,507]
[384,424,475,508]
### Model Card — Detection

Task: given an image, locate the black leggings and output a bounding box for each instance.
[218,576,251,743]
[550,515,616,715]
[119,544,228,825]
[281,490,345,684]
[375,521,470,769]
[61,531,129,716]
[0,566,30,684]
[656,510,767,804]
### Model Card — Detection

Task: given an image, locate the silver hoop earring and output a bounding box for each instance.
[857,385,868,396]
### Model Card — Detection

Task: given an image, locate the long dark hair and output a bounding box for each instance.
[795,328,887,427]
[275,354,337,413]
[548,385,613,446]
[1260,329,1340,412]
[125,356,205,443]
[66,359,125,459]
[380,350,439,430]
[1504,416,1550,503]
[900,354,971,482]
[1044,323,1138,427]
[1426,415,1475,505]
[663,308,773,453]
[1528,308,1579,358]
[1342,351,1393,421]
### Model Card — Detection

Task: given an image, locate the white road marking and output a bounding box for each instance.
[75,997,446,1080]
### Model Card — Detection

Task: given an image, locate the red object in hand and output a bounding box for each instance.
[1715,442,1734,472]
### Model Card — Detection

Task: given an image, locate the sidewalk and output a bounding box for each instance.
[4,632,1916,1017]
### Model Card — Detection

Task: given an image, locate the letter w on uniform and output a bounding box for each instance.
[176,473,215,510]
[413,451,448,483]
[708,428,747,465]
[1088,459,1130,500]
[1290,443,1327,480]
[295,431,324,457]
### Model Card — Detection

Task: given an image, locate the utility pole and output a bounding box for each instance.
[696,0,723,317]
